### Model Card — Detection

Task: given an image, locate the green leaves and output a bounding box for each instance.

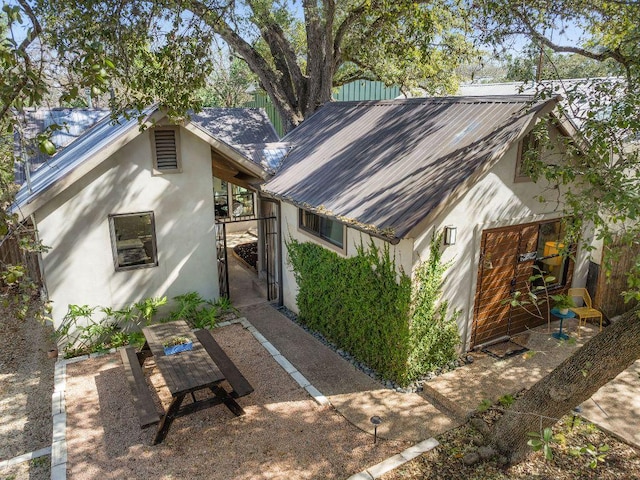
[287,237,412,384]
[407,233,460,380]
[55,293,228,358]
[570,443,610,469]
[527,427,556,460]
[286,234,459,385]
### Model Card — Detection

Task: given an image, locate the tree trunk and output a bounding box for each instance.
[490,305,640,463]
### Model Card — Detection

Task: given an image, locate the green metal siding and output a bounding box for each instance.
[333,81,400,101]
[245,80,401,138]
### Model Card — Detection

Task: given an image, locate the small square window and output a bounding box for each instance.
[109,212,158,271]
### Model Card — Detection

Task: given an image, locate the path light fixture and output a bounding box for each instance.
[444,226,457,246]
[370,415,383,444]
[571,405,582,429]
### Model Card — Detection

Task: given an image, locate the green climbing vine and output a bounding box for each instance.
[407,234,460,379]
[286,234,460,386]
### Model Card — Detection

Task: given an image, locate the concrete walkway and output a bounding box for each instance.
[228,253,639,449]
[239,302,458,442]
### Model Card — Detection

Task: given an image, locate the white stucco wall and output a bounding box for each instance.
[412,128,592,350]
[35,127,218,327]
[275,123,592,353]
[279,201,414,314]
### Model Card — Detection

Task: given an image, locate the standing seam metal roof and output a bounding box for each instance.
[12,107,279,214]
[14,108,111,184]
[262,96,556,242]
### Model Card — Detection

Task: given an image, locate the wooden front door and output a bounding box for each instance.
[471,223,541,348]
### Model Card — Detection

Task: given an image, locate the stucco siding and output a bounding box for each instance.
[412,128,591,349]
[35,127,218,327]
[279,201,413,314]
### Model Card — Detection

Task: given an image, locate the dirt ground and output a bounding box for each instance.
[64,323,409,480]
[0,303,55,480]
[381,409,640,480]
[2,302,639,480]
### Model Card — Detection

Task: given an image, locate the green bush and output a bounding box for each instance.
[407,235,460,379]
[286,235,460,386]
[56,297,167,357]
[168,292,238,329]
[55,293,238,358]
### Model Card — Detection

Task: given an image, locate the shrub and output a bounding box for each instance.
[286,235,460,385]
[55,291,242,357]
[287,238,412,383]
[407,234,460,379]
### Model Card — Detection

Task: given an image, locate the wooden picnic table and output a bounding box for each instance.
[125,320,252,445]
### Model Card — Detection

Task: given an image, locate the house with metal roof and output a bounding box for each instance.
[11,106,280,327]
[261,96,591,350]
[14,108,111,184]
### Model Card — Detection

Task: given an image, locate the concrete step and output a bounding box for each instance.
[419,382,468,423]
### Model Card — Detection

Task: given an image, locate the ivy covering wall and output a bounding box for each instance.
[286,236,460,386]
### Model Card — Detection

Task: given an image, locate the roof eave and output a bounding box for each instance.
[259,190,401,244]
[183,122,268,180]
[13,108,165,220]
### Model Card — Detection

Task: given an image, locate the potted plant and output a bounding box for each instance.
[551,294,576,315]
[163,335,193,355]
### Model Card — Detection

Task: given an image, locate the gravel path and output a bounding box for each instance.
[0,302,56,480]
[64,323,410,479]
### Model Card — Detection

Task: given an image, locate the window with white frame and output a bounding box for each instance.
[151,127,181,173]
[298,209,344,248]
[109,212,158,271]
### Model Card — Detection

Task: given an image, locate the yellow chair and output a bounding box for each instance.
[568,288,603,335]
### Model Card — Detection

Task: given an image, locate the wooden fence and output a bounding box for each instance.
[595,239,640,319]
[0,223,43,288]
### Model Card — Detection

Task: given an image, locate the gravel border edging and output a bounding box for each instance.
[345,438,440,480]
[50,348,119,480]
[220,317,331,405]
[0,446,51,470]
[275,306,474,393]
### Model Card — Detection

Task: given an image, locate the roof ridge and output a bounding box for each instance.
[328,95,539,108]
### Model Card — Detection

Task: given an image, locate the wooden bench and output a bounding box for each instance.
[194,329,254,398]
[120,346,161,428]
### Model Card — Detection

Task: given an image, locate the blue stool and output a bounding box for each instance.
[550,308,576,340]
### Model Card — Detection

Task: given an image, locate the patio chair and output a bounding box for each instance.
[568,288,603,336]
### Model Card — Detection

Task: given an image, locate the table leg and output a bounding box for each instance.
[559,318,564,336]
[552,318,570,341]
[153,393,186,445]
[210,385,245,417]
[137,341,153,366]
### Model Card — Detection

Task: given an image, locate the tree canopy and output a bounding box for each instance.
[37,0,475,130]
[471,0,640,464]
[197,52,256,108]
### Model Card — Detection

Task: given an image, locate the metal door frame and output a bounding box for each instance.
[215,202,281,304]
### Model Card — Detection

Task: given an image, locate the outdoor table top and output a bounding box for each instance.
[142,320,224,396]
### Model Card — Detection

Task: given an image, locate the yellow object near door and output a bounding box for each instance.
[568,288,603,336]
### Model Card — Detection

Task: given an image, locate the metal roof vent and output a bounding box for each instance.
[153,128,180,171]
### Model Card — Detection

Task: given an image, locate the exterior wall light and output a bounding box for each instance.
[444,226,457,246]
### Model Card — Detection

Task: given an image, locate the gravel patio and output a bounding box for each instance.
[61,322,410,480]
